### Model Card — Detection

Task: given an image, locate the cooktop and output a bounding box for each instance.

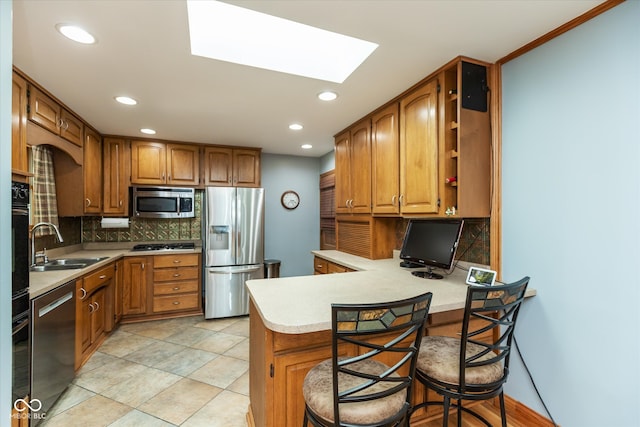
[131,242,196,252]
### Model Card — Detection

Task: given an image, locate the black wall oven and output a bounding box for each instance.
[12,181,30,403]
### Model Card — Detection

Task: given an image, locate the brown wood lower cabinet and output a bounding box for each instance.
[75,263,115,370]
[122,256,150,317]
[313,256,354,275]
[122,253,202,322]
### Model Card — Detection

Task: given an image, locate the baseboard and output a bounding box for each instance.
[499,394,557,426]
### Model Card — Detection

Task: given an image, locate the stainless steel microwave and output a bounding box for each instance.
[131,187,195,219]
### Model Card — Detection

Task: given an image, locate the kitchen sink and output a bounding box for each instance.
[30,257,109,272]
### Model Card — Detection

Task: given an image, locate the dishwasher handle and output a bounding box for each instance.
[38,291,73,318]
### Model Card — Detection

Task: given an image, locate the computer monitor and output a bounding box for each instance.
[399,219,464,279]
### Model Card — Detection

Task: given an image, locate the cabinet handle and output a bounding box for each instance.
[173,273,181,277]
[88,303,95,313]
[141,263,145,270]
[94,301,100,311]
[173,260,181,264]
[399,194,404,206]
[99,275,106,280]
[62,120,69,130]
[172,301,180,305]
[119,200,123,207]
[79,287,87,300]
[173,286,180,291]
[86,198,91,207]
[391,195,397,206]
[57,118,64,129]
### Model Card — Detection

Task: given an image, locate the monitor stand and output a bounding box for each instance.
[411,268,443,280]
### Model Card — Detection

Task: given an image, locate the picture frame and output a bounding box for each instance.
[465,266,497,286]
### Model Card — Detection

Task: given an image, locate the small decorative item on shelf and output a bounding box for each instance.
[445,176,457,184]
[445,206,457,216]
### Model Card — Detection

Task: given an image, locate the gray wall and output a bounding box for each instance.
[1,0,13,421]
[261,153,320,277]
[501,2,639,425]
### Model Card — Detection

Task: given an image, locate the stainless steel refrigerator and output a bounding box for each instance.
[203,187,264,318]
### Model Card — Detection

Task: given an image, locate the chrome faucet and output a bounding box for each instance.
[31,222,64,266]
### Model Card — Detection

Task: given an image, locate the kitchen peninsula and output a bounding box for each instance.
[246,250,536,427]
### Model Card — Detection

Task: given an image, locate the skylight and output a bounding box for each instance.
[186,1,378,83]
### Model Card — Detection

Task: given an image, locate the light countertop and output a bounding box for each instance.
[29,243,202,299]
[246,250,536,335]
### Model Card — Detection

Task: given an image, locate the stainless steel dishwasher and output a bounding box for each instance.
[31,281,76,424]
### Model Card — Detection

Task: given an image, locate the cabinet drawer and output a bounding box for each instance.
[83,264,115,295]
[314,257,328,274]
[328,262,352,274]
[153,293,199,313]
[154,280,199,296]
[154,253,200,268]
[153,266,199,282]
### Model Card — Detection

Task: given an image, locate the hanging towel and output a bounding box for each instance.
[32,145,60,237]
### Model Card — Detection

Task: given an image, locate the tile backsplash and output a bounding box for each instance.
[82,191,202,243]
[395,217,490,266]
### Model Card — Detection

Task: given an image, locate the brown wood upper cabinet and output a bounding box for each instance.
[55,126,103,216]
[28,85,84,147]
[131,140,200,186]
[399,78,440,214]
[103,138,129,216]
[203,146,261,187]
[335,118,371,214]
[371,103,400,214]
[83,127,103,214]
[12,72,29,178]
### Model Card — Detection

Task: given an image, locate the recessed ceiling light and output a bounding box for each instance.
[301,144,313,150]
[140,128,156,135]
[56,24,96,44]
[289,124,303,131]
[115,96,137,106]
[318,91,338,101]
[187,1,378,83]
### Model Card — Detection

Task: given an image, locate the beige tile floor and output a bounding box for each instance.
[41,315,251,427]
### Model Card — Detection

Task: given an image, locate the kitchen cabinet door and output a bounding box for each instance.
[11,73,29,177]
[167,143,199,186]
[203,146,261,187]
[232,148,261,187]
[203,146,233,186]
[371,103,400,214]
[123,257,150,316]
[131,141,166,185]
[349,120,371,213]
[83,127,103,214]
[28,85,84,147]
[103,138,129,215]
[334,131,351,214]
[334,119,371,214]
[400,78,439,214]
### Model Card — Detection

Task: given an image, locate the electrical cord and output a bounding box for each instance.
[513,335,558,426]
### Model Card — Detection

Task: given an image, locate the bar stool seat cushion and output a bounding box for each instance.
[417,336,503,385]
[303,357,406,425]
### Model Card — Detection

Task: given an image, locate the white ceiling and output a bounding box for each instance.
[12,0,604,158]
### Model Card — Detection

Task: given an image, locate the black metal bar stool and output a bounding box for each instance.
[302,292,433,427]
[412,277,530,427]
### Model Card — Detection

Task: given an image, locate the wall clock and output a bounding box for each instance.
[281,190,300,210]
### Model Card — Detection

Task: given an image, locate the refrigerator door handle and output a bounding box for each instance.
[207,265,262,274]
